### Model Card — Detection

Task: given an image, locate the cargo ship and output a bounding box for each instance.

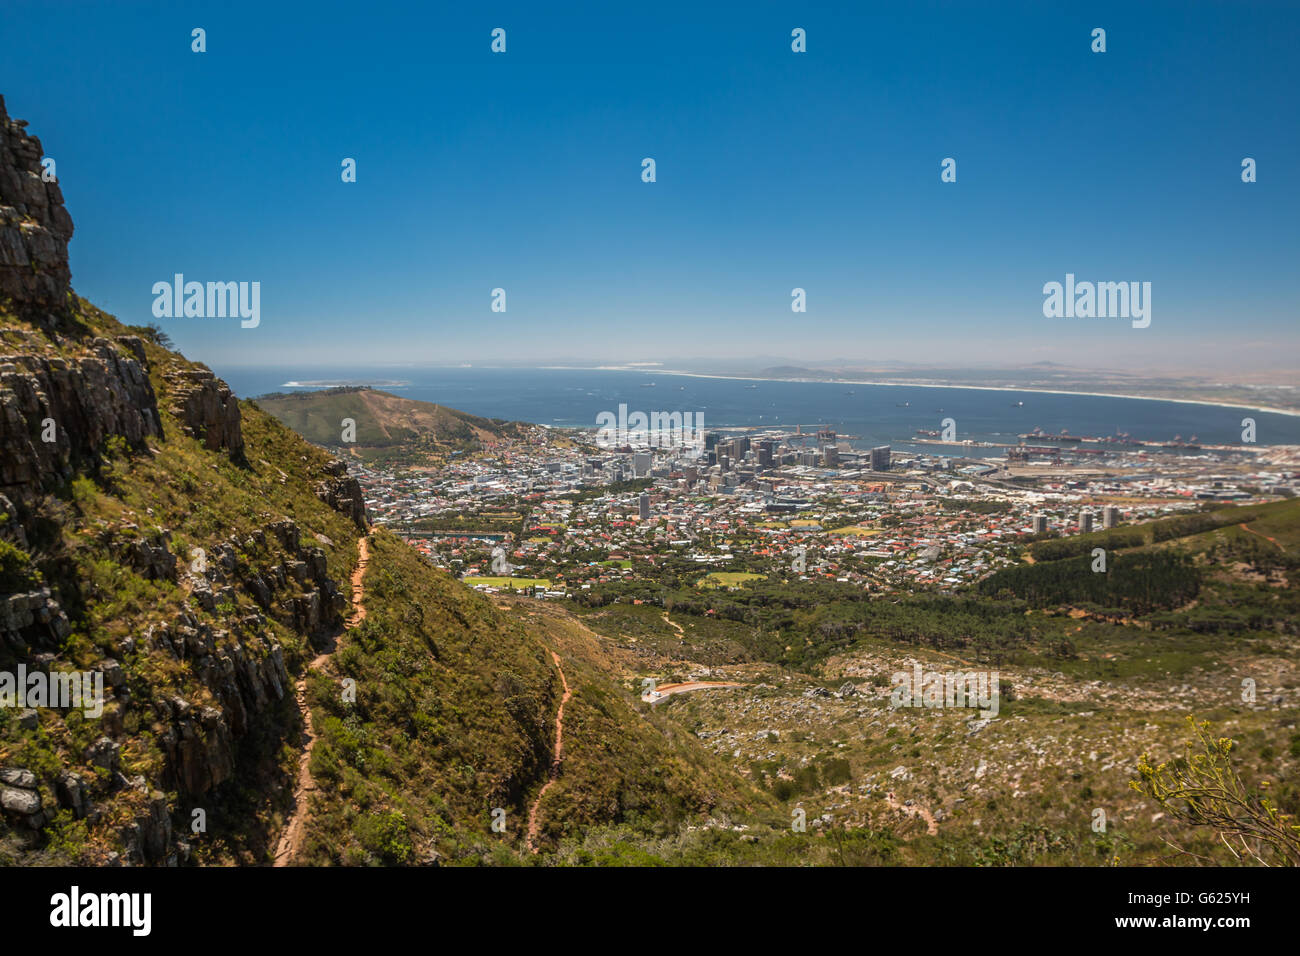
[1096,431,1145,447]
[1018,427,1083,443]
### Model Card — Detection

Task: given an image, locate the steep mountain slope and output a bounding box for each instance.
[290,530,762,864]
[0,93,760,865]
[0,282,372,863]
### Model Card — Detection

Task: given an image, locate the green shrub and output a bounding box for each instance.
[355,810,413,864]
[0,539,41,591]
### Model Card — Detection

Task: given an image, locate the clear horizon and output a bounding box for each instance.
[5,0,1297,374]
[210,356,1300,379]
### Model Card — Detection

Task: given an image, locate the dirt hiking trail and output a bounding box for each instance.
[526,650,572,853]
[1240,522,1284,551]
[273,535,370,866]
[884,789,939,836]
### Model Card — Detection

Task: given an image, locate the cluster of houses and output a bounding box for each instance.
[344,428,1298,599]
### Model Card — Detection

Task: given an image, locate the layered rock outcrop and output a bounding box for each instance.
[0,586,73,652]
[0,334,162,506]
[0,767,44,829]
[165,368,245,461]
[0,94,73,310]
[0,97,359,866]
[316,459,368,529]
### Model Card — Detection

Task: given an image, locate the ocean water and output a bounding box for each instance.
[214,365,1300,453]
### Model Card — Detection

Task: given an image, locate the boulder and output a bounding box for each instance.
[0,767,37,788]
[0,785,41,816]
[55,770,88,819]
[85,735,121,773]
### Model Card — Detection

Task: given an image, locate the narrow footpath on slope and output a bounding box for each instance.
[273,535,370,866]
[526,650,572,854]
[1240,522,1284,551]
[884,789,940,836]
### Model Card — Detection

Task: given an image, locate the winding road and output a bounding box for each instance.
[273,535,370,866]
[642,680,746,704]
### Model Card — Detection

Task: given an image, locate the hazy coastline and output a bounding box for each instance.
[566,366,1300,421]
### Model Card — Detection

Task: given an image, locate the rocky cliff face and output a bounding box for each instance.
[0,94,73,311]
[316,459,369,530]
[0,333,252,517]
[0,94,243,517]
[0,332,162,507]
[0,96,368,865]
[165,368,244,461]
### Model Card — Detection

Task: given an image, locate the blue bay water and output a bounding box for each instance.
[214,365,1300,453]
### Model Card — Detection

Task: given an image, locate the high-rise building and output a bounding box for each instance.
[1079,510,1093,534]
[1102,506,1120,529]
[870,445,892,471]
[1032,514,1048,534]
[822,445,839,467]
[633,452,652,477]
[638,493,650,520]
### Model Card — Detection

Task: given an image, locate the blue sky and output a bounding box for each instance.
[4,0,1297,373]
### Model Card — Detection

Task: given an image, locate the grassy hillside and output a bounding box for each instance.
[293,535,768,864]
[484,500,1300,866]
[291,530,555,864]
[1027,498,1300,563]
[0,301,766,866]
[1,299,364,863]
[503,601,770,853]
[253,387,528,467]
